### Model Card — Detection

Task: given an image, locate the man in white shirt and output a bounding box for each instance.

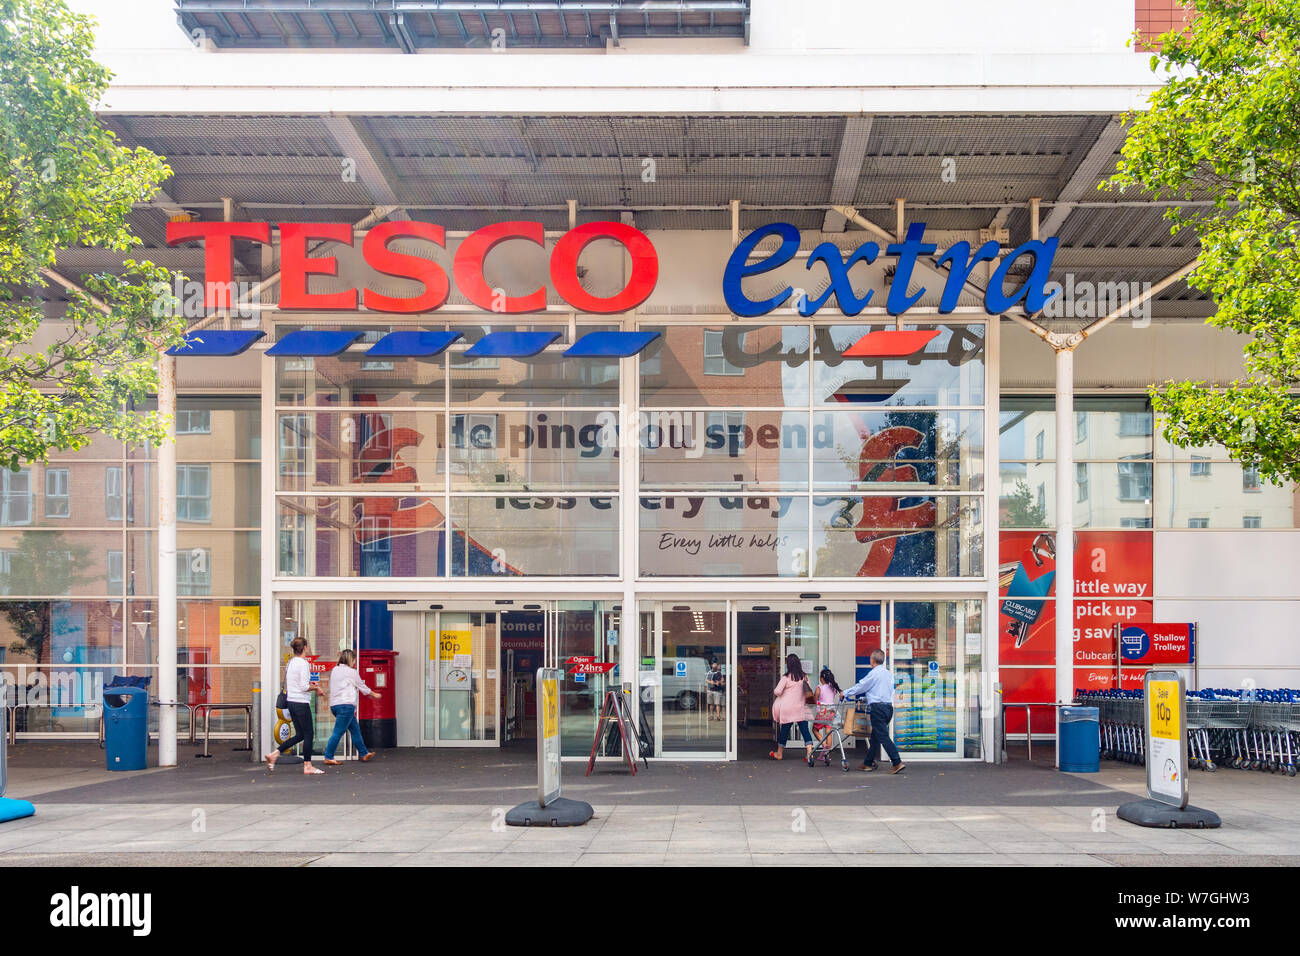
[843,649,905,774]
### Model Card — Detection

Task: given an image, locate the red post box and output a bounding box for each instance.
[358,649,399,748]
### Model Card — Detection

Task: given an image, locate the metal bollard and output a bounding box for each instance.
[249,681,262,764]
[1,704,8,799]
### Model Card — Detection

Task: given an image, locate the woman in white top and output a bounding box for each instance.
[322,649,380,765]
[266,637,325,774]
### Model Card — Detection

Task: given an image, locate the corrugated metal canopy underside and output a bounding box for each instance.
[42,111,1215,329]
[174,1,751,50]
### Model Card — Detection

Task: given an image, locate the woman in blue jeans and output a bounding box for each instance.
[323,649,380,764]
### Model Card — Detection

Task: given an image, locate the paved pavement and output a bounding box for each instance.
[3,742,1298,866]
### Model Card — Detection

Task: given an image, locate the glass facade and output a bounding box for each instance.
[1000,397,1297,530]
[0,397,261,735]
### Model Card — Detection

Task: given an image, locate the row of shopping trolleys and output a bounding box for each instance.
[1074,688,1300,776]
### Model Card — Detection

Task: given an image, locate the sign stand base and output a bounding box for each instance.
[0,798,35,823]
[505,796,594,828]
[1117,798,1221,829]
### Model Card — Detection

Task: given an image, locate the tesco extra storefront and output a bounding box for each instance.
[8,211,1295,762]
[216,214,1001,762]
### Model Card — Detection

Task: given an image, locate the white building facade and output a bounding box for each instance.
[1,0,1295,762]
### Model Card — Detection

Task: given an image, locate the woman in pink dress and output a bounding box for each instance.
[769,653,813,761]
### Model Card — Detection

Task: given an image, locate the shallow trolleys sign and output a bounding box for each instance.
[1144,670,1188,809]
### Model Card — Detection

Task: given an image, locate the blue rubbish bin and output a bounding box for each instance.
[1059,705,1100,772]
[103,680,149,771]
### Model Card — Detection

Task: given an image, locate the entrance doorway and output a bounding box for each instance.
[734,608,824,756]
[421,610,501,747]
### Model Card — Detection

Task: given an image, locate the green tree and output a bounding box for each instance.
[0,0,185,471]
[1109,0,1300,484]
[1002,478,1048,529]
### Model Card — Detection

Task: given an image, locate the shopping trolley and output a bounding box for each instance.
[807,699,855,772]
[1077,689,1144,765]
[1248,695,1299,776]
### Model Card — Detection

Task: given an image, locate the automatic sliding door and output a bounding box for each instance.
[423,611,500,746]
[658,603,727,756]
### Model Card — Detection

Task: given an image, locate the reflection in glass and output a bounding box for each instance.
[813,324,984,406]
[640,410,811,490]
[639,495,808,577]
[451,496,619,577]
[812,410,984,491]
[658,607,727,754]
[811,495,983,577]
[640,325,810,407]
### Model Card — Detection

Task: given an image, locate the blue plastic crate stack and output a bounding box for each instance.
[1074,687,1300,776]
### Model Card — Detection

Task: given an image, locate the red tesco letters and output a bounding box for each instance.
[165,219,658,314]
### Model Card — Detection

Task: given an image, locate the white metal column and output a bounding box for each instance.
[156,354,178,767]
[1054,346,1076,766]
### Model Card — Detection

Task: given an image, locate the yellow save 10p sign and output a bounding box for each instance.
[1144,671,1187,808]
[1148,680,1181,740]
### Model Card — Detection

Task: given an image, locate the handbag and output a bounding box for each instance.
[847,705,873,739]
[275,689,288,710]
[802,678,815,705]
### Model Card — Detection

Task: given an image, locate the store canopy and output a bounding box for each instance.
[52,111,1212,331]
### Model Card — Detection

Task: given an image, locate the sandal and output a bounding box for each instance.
[768,751,782,760]
[303,765,325,775]
[264,751,278,772]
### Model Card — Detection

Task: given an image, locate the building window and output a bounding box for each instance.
[360,329,394,371]
[1075,463,1088,503]
[175,409,211,434]
[1117,456,1153,501]
[105,466,134,522]
[1075,412,1087,443]
[45,468,70,518]
[1189,455,1211,477]
[279,415,309,478]
[1243,515,1262,529]
[1120,517,1152,529]
[703,329,745,376]
[0,549,17,595]
[1036,482,1046,514]
[278,513,306,576]
[1187,517,1209,529]
[1242,466,1262,493]
[1118,412,1152,436]
[107,550,125,592]
[1034,430,1045,460]
[1,469,32,526]
[176,465,212,522]
[177,548,211,595]
[360,517,392,552]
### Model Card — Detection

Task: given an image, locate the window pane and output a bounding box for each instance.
[0,600,125,667]
[450,350,618,408]
[640,410,811,490]
[640,325,810,407]
[811,410,983,492]
[811,495,983,577]
[0,532,126,597]
[451,410,619,490]
[999,464,1053,528]
[276,352,446,408]
[1154,463,1296,528]
[127,532,260,596]
[452,496,619,576]
[640,495,808,577]
[276,410,445,492]
[813,323,984,406]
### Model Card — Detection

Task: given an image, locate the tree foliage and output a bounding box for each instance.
[1110,0,1300,484]
[0,0,184,470]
